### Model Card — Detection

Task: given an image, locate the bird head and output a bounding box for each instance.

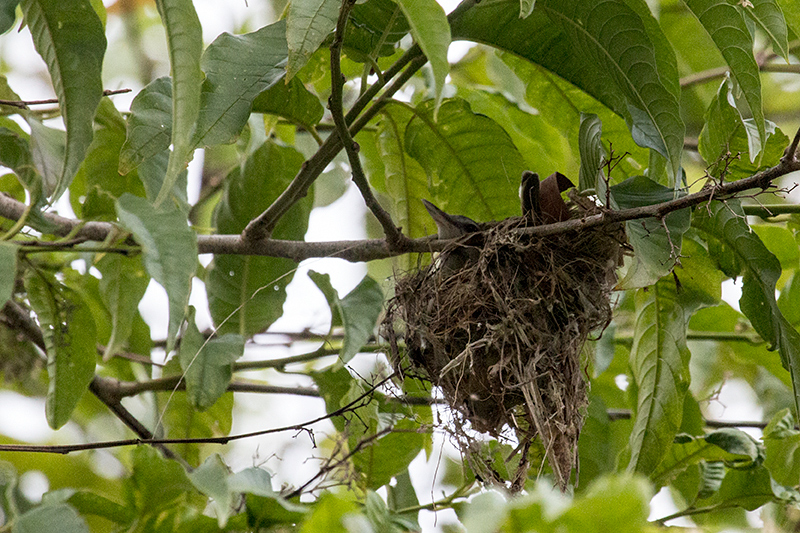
[422,199,480,239]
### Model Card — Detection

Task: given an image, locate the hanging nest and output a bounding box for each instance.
[383,193,626,490]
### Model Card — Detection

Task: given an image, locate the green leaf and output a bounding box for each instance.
[179,307,244,410]
[685,0,765,156]
[610,176,690,289]
[740,0,789,61]
[116,193,197,353]
[451,0,684,183]
[0,126,38,190]
[456,85,574,178]
[207,140,309,336]
[374,103,431,245]
[66,490,134,526]
[299,492,358,533]
[96,254,149,360]
[0,0,18,34]
[129,445,194,514]
[345,0,409,59]
[578,112,606,195]
[693,199,800,416]
[557,474,652,533]
[70,98,146,220]
[251,76,324,129]
[404,98,525,221]
[188,454,233,527]
[763,408,800,486]
[308,271,383,363]
[15,503,89,533]
[25,272,97,429]
[699,76,787,174]
[29,118,66,197]
[500,53,649,179]
[286,0,339,80]
[154,0,203,207]
[195,20,289,147]
[0,242,16,307]
[775,0,800,40]
[247,493,308,529]
[696,465,774,512]
[397,0,450,110]
[119,77,173,174]
[352,418,427,490]
[20,0,106,200]
[626,281,691,476]
[652,429,761,488]
[751,225,799,270]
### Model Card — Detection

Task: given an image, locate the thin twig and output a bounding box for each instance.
[329,0,408,248]
[0,88,131,109]
[0,373,399,455]
[240,0,478,242]
[2,145,800,263]
[0,301,185,465]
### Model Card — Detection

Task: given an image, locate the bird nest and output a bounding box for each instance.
[383,197,625,490]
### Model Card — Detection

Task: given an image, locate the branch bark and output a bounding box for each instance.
[3,146,799,263]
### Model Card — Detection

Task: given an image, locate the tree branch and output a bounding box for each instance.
[4,141,799,263]
[0,300,185,465]
[329,0,409,248]
[240,0,478,242]
[0,88,131,109]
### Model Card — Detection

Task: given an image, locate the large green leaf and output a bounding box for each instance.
[578,112,606,195]
[685,0,765,157]
[404,98,525,221]
[0,126,38,190]
[397,0,450,110]
[188,454,234,527]
[179,307,244,410]
[25,272,97,429]
[345,0,409,58]
[374,102,431,243]
[251,76,324,129]
[626,281,691,476]
[153,0,203,206]
[698,77,788,179]
[497,53,648,179]
[129,445,194,514]
[70,98,146,220]
[0,242,16,307]
[775,0,800,39]
[451,0,684,183]
[20,0,106,200]
[96,254,149,360]
[651,429,761,488]
[194,20,289,147]
[693,199,800,416]
[14,503,89,533]
[740,0,789,61]
[286,0,339,80]
[118,77,173,174]
[207,140,309,336]
[307,271,384,363]
[456,85,574,178]
[0,0,18,34]
[763,408,800,487]
[610,176,691,289]
[116,193,197,353]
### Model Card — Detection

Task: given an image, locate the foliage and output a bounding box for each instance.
[0,0,799,531]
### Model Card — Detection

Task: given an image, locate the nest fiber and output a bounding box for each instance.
[384,203,625,489]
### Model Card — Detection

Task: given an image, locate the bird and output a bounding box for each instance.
[520,171,542,224]
[519,171,574,225]
[422,199,481,276]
